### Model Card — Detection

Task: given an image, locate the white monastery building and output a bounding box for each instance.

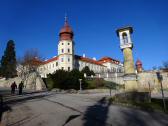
[38,18,124,78]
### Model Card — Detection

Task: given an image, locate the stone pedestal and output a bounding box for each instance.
[123,48,138,91]
[124,73,138,91]
[123,48,135,74]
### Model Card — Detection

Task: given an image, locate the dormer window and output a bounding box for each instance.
[122,32,128,44]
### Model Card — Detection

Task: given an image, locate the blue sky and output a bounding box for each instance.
[0,0,168,70]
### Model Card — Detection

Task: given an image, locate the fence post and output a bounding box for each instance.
[0,94,3,113]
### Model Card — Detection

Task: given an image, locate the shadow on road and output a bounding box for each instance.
[83,97,112,126]
[0,95,11,122]
[62,114,80,126]
[119,108,168,126]
[6,94,48,105]
[0,93,51,123]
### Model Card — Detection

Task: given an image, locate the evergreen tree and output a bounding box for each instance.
[0,40,17,79]
[81,66,95,76]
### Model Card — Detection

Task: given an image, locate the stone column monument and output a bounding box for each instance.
[116,26,138,91]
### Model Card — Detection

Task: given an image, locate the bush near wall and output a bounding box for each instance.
[86,79,124,89]
[43,69,88,90]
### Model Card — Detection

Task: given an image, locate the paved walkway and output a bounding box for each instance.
[1,92,168,126]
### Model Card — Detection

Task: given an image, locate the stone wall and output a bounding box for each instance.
[102,70,168,93]
[0,72,46,91]
[137,71,168,92]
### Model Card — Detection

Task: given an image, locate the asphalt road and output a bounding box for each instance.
[1,92,168,126]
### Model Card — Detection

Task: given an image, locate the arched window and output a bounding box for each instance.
[56,62,58,66]
[68,48,70,53]
[62,49,64,53]
[122,32,128,44]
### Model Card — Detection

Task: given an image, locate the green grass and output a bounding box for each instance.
[109,97,168,113]
[86,79,124,89]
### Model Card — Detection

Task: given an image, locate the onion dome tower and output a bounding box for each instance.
[136,59,143,73]
[58,16,74,71]
[59,17,74,41]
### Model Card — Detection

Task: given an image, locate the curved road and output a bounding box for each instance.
[1,93,168,126]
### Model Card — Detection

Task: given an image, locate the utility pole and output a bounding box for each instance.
[79,79,82,92]
[148,82,151,102]
[156,72,166,112]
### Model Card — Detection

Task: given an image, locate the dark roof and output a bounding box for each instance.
[116,26,133,36]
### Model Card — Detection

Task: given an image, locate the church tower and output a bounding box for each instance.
[136,59,143,73]
[116,26,138,91]
[58,16,74,71]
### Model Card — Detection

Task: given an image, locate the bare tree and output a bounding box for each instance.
[17,49,44,88]
[163,61,168,69]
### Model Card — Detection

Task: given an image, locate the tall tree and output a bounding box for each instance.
[0,40,17,79]
[81,66,95,76]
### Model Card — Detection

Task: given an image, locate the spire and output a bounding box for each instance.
[64,13,68,26]
[59,14,74,41]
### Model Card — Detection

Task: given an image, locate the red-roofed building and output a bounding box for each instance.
[38,17,124,78]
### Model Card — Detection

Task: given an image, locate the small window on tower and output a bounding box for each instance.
[68,43,70,45]
[56,62,58,66]
[68,58,70,62]
[68,48,70,53]
[61,58,64,62]
[122,32,128,44]
[62,49,64,53]
[68,67,70,71]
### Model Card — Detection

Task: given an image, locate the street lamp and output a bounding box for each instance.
[79,79,82,92]
[115,72,117,95]
[156,72,166,112]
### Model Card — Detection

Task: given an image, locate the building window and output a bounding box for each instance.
[113,68,116,72]
[53,64,54,68]
[62,49,64,53]
[68,58,70,62]
[56,62,58,66]
[68,67,70,71]
[62,43,64,45]
[68,43,70,45]
[122,32,128,44]
[68,48,70,53]
[61,58,64,62]
[62,67,64,70]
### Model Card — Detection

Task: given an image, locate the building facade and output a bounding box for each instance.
[38,18,124,78]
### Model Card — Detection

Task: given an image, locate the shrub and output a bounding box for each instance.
[45,69,88,90]
[43,77,54,90]
[81,66,95,76]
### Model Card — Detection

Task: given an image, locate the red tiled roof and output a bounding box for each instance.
[43,56,58,64]
[75,55,105,66]
[98,57,120,64]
